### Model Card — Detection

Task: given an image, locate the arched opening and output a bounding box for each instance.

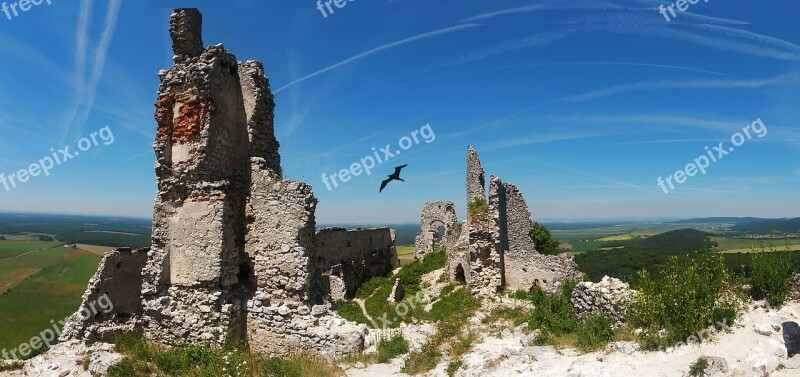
[455,264,466,285]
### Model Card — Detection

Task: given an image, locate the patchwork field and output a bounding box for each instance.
[0,240,67,292]
[396,245,414,266]
[0,249,101,354]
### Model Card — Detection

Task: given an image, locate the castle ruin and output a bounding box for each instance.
[416,147,582,295]
[60,8,399,358]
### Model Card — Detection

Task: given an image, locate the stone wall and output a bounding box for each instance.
[60,248,149,342]
[316,227,399,300]
[466,146,486,205]
[443,147,583,295]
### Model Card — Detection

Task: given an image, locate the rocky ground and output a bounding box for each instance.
[344,298,800,377]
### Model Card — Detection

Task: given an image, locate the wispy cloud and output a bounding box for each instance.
[61,0,122,143]
[274,24,479,93]
[460,4,550,23]
[562,73,800,102]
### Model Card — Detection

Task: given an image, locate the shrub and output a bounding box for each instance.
[689,356,709,377]
[467,198,488,221]
[750,244,796,307]
[376,334,409,363]
[530,222,561,256]
[527,281,578,337]
[575,314,615,351]
[630,252,740,350]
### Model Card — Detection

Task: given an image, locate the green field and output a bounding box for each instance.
[397,245,414,266]
[710,236,798,252]
[0,249,101,355]
[0,240,67,292]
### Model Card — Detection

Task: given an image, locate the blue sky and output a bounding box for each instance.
[0,0,798,224]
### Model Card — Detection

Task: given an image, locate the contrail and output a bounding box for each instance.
[274,24,479,93]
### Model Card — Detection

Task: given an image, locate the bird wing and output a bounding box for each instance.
[394,164,408,175]
[379,178,390,192]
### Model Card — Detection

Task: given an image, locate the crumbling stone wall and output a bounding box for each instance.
[60,248,149,342]
[466,146,486,205]
[316,227,399,300]
[443,147,583,296]
[413,201,458,260]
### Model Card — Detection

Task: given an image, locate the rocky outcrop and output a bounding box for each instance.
[570,276,634,324]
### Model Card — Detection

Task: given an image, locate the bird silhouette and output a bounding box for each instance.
[379,165,407,192]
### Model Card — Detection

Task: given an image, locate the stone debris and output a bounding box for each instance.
[570,276,634,324]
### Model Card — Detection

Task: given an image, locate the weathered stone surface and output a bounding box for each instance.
[570,276,634,324]
[170,8,204,59]
[440,147,583,295]
[388,279,405,303]
[60,248,149,343]
[466,146,486,205]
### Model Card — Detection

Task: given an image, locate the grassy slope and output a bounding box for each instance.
[0,249,101,353]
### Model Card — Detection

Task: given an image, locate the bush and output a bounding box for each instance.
[376,334,409,363]
[689,356,709,377]
[527,281,578,336]
[750,245,796,307]
[467,198,488,221]
[630,252,740,350]
[530,222,561,256]
[575,314,615,351]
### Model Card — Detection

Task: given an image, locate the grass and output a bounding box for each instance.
[402,287,480,375]
[0,249,101,354]
[749,244,796,307]
[109,332,343,377]
[629,252,741,350]
[335,300,371,326]
[346,251,447,328]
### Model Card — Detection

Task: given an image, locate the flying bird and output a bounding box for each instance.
[379,165,407,193]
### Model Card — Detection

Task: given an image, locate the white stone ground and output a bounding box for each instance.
[343,300,800,377]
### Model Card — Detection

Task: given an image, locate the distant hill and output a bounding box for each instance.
[575,229,717,285]
[732,218,800,234]
[629,229,717,253]
[669,217,764,225]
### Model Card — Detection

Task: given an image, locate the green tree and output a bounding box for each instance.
[530,222,560,255]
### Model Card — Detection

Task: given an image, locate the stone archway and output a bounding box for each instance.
[414,201,458,260]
